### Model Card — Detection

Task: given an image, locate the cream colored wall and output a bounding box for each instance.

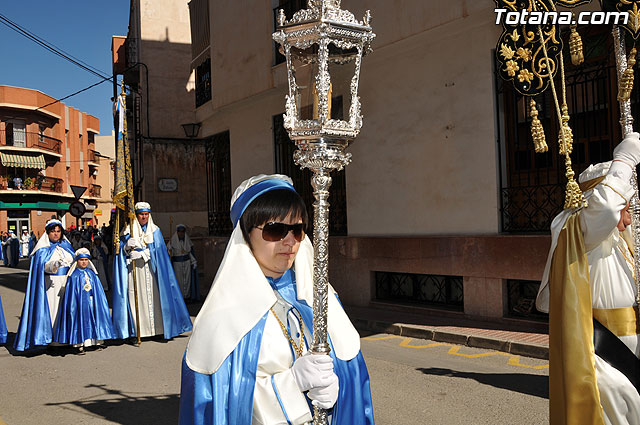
[198,1,503,236]
[94,132,115,220]
[137,0,195,139]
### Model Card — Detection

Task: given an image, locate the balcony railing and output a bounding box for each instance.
[0,175,63,193]
[89,183,102,197]
[0,130,62,154]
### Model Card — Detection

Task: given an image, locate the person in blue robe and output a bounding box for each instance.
[0,295,7,344]
[28,231,37,256]
[0,232,5,266]
[179,175,374,425]
[111,202,192,341]
[14,219,76,351]
[53,248,115,352]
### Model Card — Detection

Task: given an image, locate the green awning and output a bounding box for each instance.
[0,201,69,210]
[0,152,46,169]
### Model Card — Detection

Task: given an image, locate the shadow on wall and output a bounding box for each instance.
[417,367,549,399]
[45,384,179,425]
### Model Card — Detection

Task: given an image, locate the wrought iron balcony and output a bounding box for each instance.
[0,130,62,154]
[0,174,63,193]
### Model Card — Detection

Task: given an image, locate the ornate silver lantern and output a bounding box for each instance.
[273,1,374,423]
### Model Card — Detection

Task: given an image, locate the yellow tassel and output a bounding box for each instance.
[569,22,584,66]
[558,104,573,156]
[619,47,636,102]
[529,99,548,153]
[563,157,586,210]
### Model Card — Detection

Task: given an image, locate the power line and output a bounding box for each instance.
[0,13,111,80]
[35,76,112,111]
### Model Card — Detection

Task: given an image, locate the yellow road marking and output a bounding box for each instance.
[364,335,549,370]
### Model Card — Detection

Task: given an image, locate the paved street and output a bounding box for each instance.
[0,261,548,424]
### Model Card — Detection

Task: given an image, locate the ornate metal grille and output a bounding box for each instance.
[196,58,212,108]
[375,271,463,311]
[206,130,232,236]
[507,279,548,321]
[495,26,638,233]
[273,97,348,236]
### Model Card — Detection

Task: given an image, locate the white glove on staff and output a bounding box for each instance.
[610,132,640,181]
[307,373,339,409]
[291,354,335,392]
[130,250,144,261]
[126,238,140,251]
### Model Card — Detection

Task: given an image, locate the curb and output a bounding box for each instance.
[353,318,549,360]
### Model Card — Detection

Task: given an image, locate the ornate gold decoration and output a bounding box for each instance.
[602,0,640,39]
[618,47,637,101]
[530,99,548,153]
[558,104,574,155]
[556,0,593,5]
[569,22,584,66]
[563,158,587,209]
[495,0,561,96]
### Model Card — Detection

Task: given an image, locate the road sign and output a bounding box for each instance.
[69,201,87,218]
[70,185,87,200]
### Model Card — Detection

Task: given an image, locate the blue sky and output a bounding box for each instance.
[1,1,130,135]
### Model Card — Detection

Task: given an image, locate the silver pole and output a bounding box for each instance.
[612,25,640,305]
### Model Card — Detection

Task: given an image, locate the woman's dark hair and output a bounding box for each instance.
[45,223,64,239]
[239,189,308,246]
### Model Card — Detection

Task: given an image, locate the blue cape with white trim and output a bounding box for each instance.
[14,240,75,351]
[112,227,192,339]
[178,269,374,425]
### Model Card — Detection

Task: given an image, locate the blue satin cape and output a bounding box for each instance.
[28,236,36,256]
[112,227,192,339]
[54,268,115,344]
[14,240,75,351]
[0,295,7,344]
[178,269,374,425]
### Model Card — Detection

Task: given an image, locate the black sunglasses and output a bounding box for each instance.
[256,222,305,242]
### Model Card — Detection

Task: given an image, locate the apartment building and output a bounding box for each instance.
[0,85,105,236]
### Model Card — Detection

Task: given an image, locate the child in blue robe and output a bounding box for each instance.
[54,248,115,353]
[0,295,7,344]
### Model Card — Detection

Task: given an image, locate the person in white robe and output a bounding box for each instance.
[20,230,29,257]
[537,133,640,425]
[167,224,197,299]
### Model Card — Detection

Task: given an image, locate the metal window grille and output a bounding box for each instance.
[206,130,233,236]
[495,26,640,233]
[196,58,212,108]
[273,96,348,236]
[375,271,464,311]
[506,279,548,321]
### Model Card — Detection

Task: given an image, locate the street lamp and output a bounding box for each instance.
[273,1,374,424]
[181,122,201,139]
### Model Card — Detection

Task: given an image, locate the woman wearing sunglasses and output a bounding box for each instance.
[179,174,374,425]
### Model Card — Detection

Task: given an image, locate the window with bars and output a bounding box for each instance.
[196,58,212,108]
[375,271,464,311]
[272,96,348,236]
[506,279,548,321]
[495,26,639,233]
[206,131,232,236]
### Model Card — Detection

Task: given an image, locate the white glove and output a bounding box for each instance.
[291,354,335,392]
[130,250,144,261]
[126,238,140,251]
[191,261,198,270]
[307,373,339,410]
[613,132,640,168]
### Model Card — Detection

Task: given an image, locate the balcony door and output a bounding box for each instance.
[6,121,26,147]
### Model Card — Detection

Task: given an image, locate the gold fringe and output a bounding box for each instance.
[558,104,574,156]
[530,99,548,153]
[569,22,584,66]
[618,47,636,102]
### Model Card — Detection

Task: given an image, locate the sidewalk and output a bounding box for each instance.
[346,304,549,360]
